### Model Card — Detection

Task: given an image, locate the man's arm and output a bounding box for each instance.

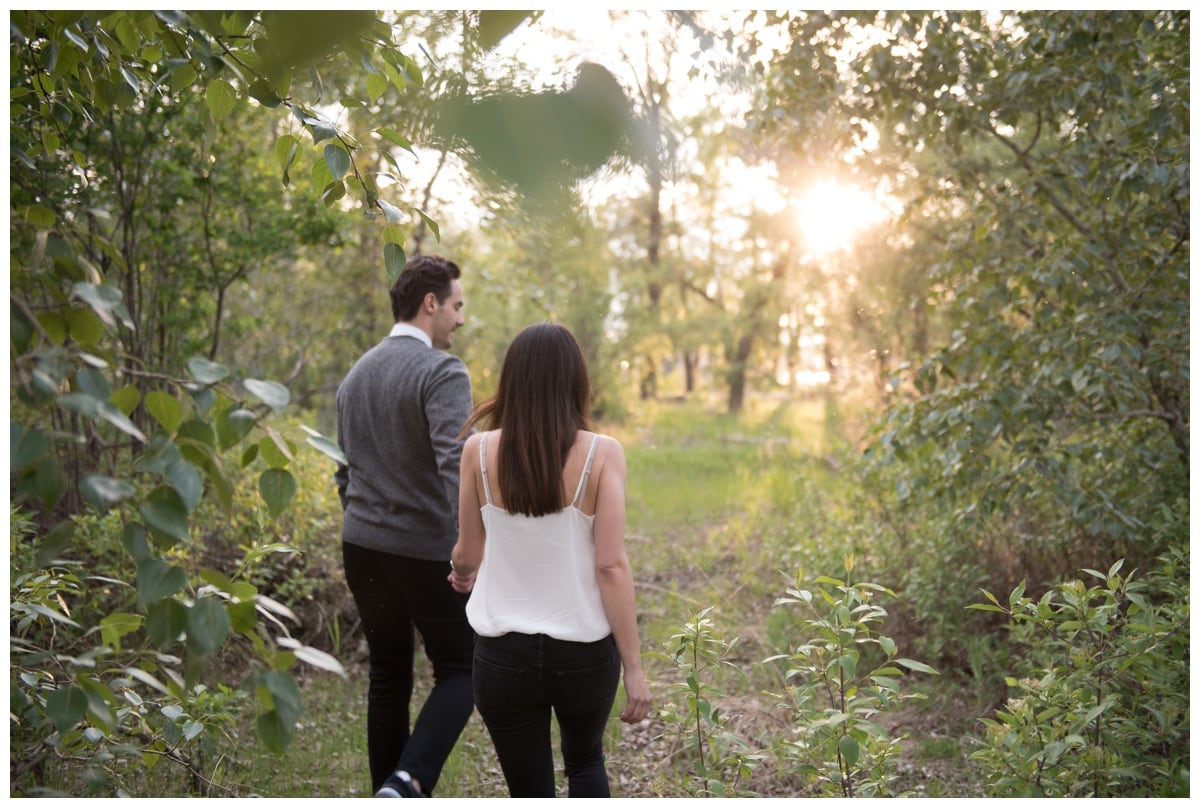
[335,461,350,511]
[426,358,473,514]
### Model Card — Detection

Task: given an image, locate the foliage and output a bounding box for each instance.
[8,10,406,796]
[653,607,762,797]
[966,500,1189,797]
[767,559,939,796]
[750,10,1190,655]
[9,392,348,798]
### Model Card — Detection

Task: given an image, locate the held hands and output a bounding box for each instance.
[447,568,476,593]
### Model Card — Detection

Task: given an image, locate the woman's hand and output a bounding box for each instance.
[619,669,652,724]
[447,568,476,593]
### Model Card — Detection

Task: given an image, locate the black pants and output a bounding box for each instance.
[473,632,620,797]
[342,542,475,794]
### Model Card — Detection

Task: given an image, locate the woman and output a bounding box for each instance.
[448,322,652,797]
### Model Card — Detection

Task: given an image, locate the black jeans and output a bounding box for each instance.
[342,542,475,794]
[473,632,620,797]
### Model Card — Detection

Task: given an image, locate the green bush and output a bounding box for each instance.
[653,607,763,797]
[767,559,939,797]
[967,499,1189,797]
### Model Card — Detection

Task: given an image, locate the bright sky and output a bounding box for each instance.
[384,9,891,256]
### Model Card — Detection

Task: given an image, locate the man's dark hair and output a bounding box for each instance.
[389,254,461,322]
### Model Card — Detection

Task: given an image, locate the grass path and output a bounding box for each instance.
[232,396,986,797]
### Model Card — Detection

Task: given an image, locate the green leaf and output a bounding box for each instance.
[381,224,405,245]
[100,612,143,648]
[122,666,170,696]
[366,71,388,101]
[258,433,293,469]
[56,391,101,418]
[277,637,346,677]
[121,522,151,563]
[186,596,231,656]
[46,685,89,733]
[80,472,137,510]
[378,199,404,224]
[839,734,860,767]
[895,658,939,675]
[376,127,415,155]
[35,520,76,568]
[187,383,216,415]
[264,670,302,725]
[275,134,300,183]
[34,457,68,509]
[305,433,346,465]
[144,391,184,434]
[36,311,68,345]
[71,282,123,327]
[66,305,105,347]
[97,401,147,441]
[198,453,234,514]
[248,79,282,107]
[257,709,293,754]
[415,208,441,243]
[144,598,188,647]
[137,558,187,604]
[308,119,337,144]
[384,242,406,283]
[199,568,238,596]
[258,468,296,519]
[229,600,258,634]
[177,419,217,453]
[139,486,190,542]
[205,78,237,121]
[244,378,290,412]
[11,423,50,471]
[216,406,256,449]
[109,383,141,416]
[320,179,346,206]
[323,143,350,180]
[21,204,57,228]
[166,458,204,513]
[187,357,231,385]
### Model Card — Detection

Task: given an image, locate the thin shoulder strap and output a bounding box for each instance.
[479,432,494,507]
[570,433,601,509]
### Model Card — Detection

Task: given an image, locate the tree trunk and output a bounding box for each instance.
[728,334,752,413]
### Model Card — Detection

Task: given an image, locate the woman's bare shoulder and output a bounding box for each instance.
[591,432,626,463]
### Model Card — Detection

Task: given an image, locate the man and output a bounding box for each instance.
[335,254,474,798]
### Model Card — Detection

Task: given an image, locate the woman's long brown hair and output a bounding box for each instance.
[461,322,591,517]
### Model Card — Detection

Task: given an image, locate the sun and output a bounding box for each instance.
[794,179,886,255]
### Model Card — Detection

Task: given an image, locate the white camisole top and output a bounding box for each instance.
[465,431,613,642]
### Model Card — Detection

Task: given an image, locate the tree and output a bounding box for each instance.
[750,11,1189,647]
[8,10,449,792]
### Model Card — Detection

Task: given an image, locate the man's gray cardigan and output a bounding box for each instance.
[335,334,472,561]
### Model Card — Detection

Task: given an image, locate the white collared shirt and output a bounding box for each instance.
[389,322,432,348]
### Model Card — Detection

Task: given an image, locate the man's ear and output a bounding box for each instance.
[423,292,437,314]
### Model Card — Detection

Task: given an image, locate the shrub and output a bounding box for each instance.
[767,558,939,797]
[653,607,763,797]
[967,499,1189,797]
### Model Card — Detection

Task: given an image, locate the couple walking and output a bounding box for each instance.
[334,254,652,798]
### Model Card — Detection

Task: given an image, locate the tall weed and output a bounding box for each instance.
[767,558,939,796]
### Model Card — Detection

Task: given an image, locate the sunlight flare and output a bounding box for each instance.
[794,179,887,255]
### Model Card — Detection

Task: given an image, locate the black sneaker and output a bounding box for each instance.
[375,770,427,798]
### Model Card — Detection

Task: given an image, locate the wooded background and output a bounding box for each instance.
[9,10,1189,797]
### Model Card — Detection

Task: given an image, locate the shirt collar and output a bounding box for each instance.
[389,322,432,348]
